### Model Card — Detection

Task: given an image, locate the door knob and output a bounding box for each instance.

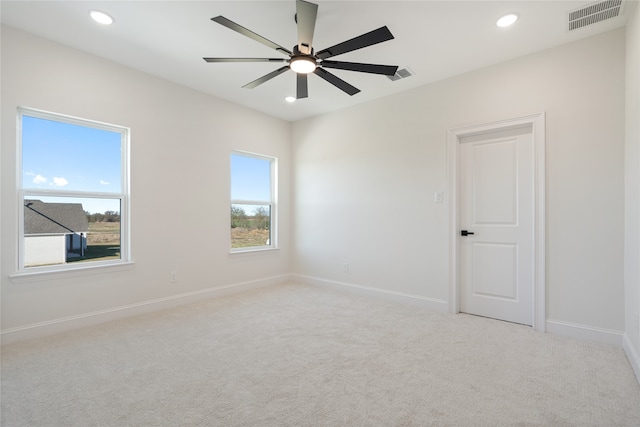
[460,230,475,236]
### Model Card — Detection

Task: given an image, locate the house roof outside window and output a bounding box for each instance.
[24,200,89,235]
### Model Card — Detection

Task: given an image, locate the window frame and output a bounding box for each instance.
[230,150,277,253]
[15,107,131,275]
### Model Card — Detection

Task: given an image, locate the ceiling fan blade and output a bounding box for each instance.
[321,60,398,76]
[242,66,290,89]
[203,58,287,63]
[211,16,292,56]
[313,68,360,96]
[316,26,394,60]
[296,0,318,55]
[297,73,309,99]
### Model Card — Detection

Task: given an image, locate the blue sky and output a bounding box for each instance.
[231,154,271,213]
[22,115,122,214]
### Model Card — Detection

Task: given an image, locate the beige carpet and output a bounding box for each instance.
[2,282,640,426]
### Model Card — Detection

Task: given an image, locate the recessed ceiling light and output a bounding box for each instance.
[90,10,114,25]
[496,14,518,27]
[285,96,296,103]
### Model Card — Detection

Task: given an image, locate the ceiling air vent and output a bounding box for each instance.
[568,0,624,31]
[387,67,414,82]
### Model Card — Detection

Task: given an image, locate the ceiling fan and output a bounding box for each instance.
[203,0,399,99]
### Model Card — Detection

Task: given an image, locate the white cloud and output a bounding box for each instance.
[33,174,47,184]
[51,177,69,187]
[99,180,110,185]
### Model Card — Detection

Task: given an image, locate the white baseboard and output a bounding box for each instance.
[623,334,640,385]
[546,319,624,347]
[1,274,292,345]
[293,274,449,313]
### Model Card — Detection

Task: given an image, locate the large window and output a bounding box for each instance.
[230,152,276,251]
[18,108,130,271]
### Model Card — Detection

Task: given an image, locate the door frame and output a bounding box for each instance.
[447,113,546,331]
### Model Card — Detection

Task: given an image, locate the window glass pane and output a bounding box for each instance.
[22,115,122,192]
[23,196,121,268]
[231,154,270,201]
[231,204,271,249]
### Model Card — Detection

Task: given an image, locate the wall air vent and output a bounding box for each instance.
[387,67,414,82]
[568,0,624,31]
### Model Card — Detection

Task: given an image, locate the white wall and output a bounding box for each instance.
[1,26,291,340]
[292,29,626,335]
[624,1,640,380]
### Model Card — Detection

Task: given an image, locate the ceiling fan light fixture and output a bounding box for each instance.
[90,10,114,25]
[289,57,317,74]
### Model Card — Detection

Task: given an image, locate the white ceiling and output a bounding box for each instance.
[0,1,633,122]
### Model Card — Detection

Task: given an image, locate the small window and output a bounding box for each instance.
[18,108,130,271]
[230,152,276,251]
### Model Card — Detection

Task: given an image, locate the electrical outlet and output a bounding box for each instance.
[170,271,178,282]
[343,263,349,273]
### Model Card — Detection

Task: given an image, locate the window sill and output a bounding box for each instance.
[9,261,135,284]
[229,247,280,256]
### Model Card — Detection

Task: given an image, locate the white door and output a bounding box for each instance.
[458,125,534,325]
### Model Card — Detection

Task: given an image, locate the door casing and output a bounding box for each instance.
[447,113,546,332]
